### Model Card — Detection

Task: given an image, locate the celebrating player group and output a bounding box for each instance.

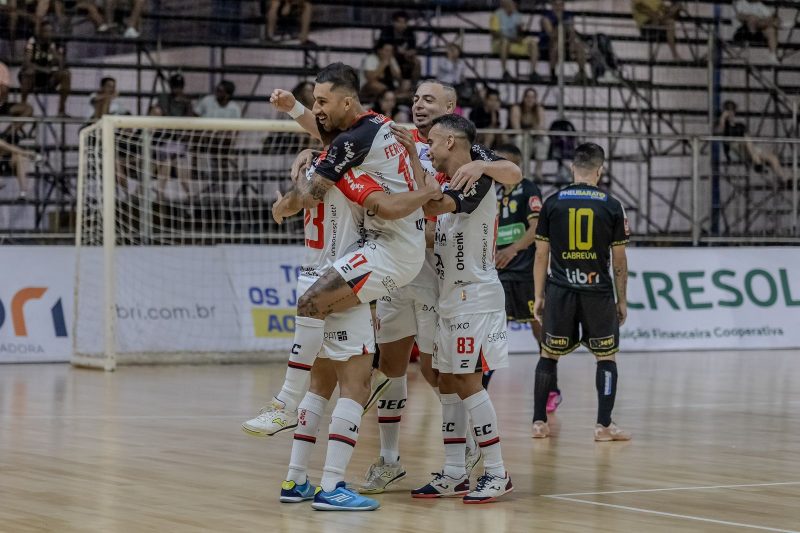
[241,61,631,511]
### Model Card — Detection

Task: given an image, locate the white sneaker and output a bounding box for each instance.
[123,27,140,39]
[463,472,513,504]
[411,471,470,498]
[360,457,406,494]
[465,445,482,479]
[241,399,298,436]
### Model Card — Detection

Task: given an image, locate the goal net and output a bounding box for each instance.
[74,116,318,369]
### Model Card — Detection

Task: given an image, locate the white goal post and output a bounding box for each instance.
[73,115,314,370]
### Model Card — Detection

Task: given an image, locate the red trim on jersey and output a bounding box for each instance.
[378,416,402,423]
[337,169,384,206]
[288,361,312,371]
[434,171,449,186]
[480,348,490,373]
[349,271,371,295]
[478,436,500,448]
[351,109,389,127]
[443,438,467,444]
[411,128,427,144]
[329,433,357,447]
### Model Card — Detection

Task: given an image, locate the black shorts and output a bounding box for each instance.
[541,283,619,357]
[501,279,535,322]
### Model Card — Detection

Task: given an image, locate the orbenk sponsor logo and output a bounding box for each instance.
[0,287,68,355]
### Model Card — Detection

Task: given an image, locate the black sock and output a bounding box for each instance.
[596,360,618,427]
[533,357,558,422]
[372,343,380,370]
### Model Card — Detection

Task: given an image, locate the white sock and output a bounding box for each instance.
[440,392,467,478]
[378,375,407,464]
[286,392,327,484]
[464,390,505,477]
[275,316,324,411]
[320,397,363,492]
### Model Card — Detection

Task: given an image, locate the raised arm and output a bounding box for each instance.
[269,88,321,141]
[450,145,523,190]
[362,182,442,221]
[271,173,334,223]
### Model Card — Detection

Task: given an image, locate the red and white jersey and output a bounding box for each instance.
[434,172,504,319]
[314,111,425,251]
[301,156,383,277]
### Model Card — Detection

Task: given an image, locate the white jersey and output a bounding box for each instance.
[301,155,382,276]
[314,111,425,253]
[434,172,505,319]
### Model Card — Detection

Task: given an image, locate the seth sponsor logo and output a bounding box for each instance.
[589,336,615,350]
[546,333,569,348]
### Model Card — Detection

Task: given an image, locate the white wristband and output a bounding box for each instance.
[288,100,306,119]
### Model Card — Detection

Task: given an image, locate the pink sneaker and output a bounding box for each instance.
[546,390,562,414]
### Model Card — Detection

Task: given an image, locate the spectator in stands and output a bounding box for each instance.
[265,0,313,45]
[379,11,419,87]
[631,0,684,60]
[437,42,467,87]
[149,104,192,202]
[508,87,546,180]
[360,40,403,102]
[373,89,408,123]
[540,0,588,82]
[19,21,71,116]
[733,0,779,64]
[0,136,38,200]
[105,0,146,38]
[88,76,128,120]
[490,0,542,82]
[0,59,34,129]
[718,100,788,182]
[155,73,193,117]
[39,0,108,34]
[196,80,241,119]
[469,87,502,148]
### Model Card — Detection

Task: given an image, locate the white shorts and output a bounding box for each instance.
[432,311,509,374]
[332,238,424,304]
[376,284,438,354]
[297,275,375,361]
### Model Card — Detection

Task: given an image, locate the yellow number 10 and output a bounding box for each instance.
[568,208,594,250]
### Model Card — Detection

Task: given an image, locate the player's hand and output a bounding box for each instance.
[450,160,487,192]
[391,124,416,153]
[533,298,545,324]
[269,89,297,113]
[271,191,289,224]
[291,149,315,183]
[616,301,627,326]
[495,246,518,269]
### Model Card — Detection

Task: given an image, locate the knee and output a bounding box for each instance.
[296,293,325,319]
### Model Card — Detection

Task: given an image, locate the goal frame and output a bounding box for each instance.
[73,115,306,370]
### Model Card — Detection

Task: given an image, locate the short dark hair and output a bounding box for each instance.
[169,73,185,89]
[494,143,521,158]
[573,142,605,171]
[374,39,393,52]
[392,10,409,21]
[431,113,477,145]
[722,100,737,112]
[218,80,235,96]
[315,62,360,96]
[485,88,500,99]
[100,77,115,87]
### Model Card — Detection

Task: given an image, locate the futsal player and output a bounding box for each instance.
[532,142,631,441]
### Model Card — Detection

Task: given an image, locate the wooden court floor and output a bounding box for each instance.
[1,349,799,532]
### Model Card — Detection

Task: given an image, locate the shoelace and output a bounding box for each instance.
[474,474,497,492]
[429,472,445,483]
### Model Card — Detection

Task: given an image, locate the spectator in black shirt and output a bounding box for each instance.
[19,21,70,116]
[468,88,502,148]
[379,11,418,79]
[155,73,193,117]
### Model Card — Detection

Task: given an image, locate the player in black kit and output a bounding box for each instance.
[532,143,631,442]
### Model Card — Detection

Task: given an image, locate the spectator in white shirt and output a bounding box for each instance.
[437,43,467,86]
[88,77,128,120]
[195,80,241,119]
[733,0,780,63]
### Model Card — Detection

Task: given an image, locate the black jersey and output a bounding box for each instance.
[535,183,629,293]
[496,180,543,282]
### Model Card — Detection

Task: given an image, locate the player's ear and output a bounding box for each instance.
[446,134,455,150]
[343,95,352,111]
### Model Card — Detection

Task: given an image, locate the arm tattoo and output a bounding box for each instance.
[613,264,628,303]
[309,179,329,202]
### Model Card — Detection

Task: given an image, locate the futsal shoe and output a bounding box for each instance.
[279,479,317,503]
[465,445,482,478]
[364,369,390,412]
[411,471,470,498]
[361,457,407,494]
[241,399,298,436]
[463,472,513,504]
[312,482,380,511]
[532,420,550,438]
[594,422,632,442]
[546,389,563,413]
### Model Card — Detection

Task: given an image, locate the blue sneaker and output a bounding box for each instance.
[311,481,380,511]
[280,479,317,503]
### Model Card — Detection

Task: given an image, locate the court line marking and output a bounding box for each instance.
[544,495,799,533]
[544,480,800,497]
